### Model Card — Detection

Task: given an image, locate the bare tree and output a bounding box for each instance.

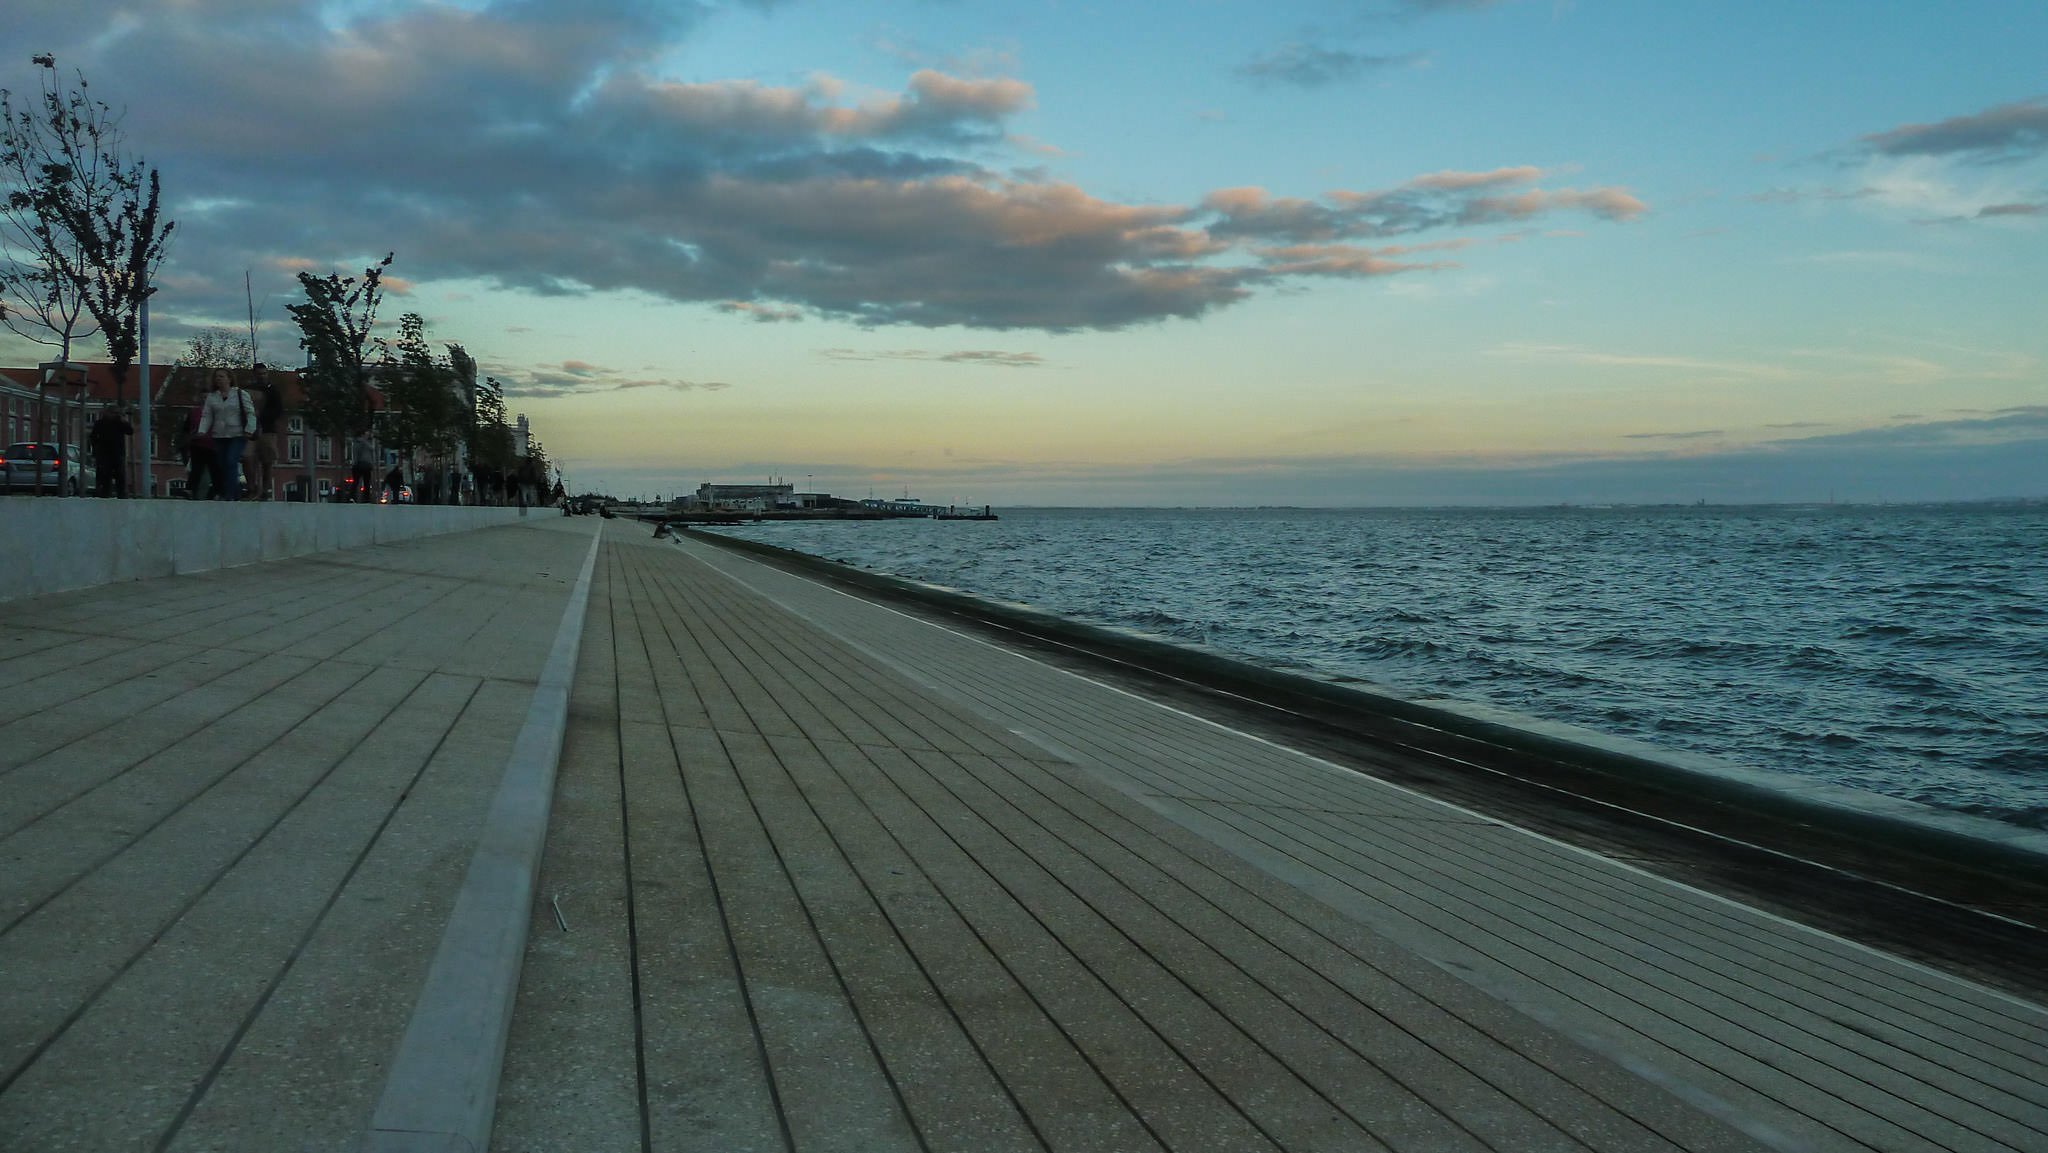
[179,326,255,371]
[0,56,99,362]
[1,56,101,491]
[0,55,174,405]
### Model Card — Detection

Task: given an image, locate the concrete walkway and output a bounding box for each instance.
[0,517,597,1152]
[4,521,2044,1152]
[494,528,2048,1153]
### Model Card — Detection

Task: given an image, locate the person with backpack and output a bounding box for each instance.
[196,368,258,501]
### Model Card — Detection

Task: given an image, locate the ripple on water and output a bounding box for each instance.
[706,504,2048,829]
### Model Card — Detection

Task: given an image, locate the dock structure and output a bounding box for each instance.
[0,517,2043,1151]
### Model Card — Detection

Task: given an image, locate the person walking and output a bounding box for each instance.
[89,405,134,498]
[196,368,258,502]
[349,432,377,502]
[247,365,284,500]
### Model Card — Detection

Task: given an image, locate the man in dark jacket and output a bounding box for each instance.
[89,406,134,498]
[247,365,285,500]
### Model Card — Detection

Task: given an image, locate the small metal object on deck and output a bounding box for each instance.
[550,894,568,933]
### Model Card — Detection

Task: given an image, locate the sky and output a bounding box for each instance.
[2,0,2043,505]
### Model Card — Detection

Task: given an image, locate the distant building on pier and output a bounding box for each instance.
[694,481,795,511]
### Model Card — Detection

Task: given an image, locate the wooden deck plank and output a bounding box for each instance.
[651,531,2048,1153]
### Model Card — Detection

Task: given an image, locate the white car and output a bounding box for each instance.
[1,442,97,495]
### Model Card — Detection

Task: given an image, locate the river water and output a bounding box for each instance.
[701,504,2047,830]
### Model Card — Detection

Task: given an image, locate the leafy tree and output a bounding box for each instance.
[460,375,514,503]
[376,311,464,481]
[287,253,391,442]
[526,434,551,488]
[0,55,173,406]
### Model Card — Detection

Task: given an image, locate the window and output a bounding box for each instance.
[287,435,304,463]
[288,415,304,434]
[318,479,333,496]
[316,437,333,463]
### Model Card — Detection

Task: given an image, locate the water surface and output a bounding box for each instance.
[705,505,2047,829]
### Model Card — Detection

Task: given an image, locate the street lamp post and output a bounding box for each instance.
[138,296,152,498]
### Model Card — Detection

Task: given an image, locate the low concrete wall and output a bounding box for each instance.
[1,498,537,602]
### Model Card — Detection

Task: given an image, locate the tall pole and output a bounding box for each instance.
[305,368,317,503]
[139,296,152,498]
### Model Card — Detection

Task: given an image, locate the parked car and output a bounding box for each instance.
[1,442,96,495]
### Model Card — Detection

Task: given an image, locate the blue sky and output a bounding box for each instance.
[2,0,2042,504]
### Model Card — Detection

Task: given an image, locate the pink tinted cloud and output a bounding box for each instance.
[1458,188,1647,224]
[1408,166,1544,191]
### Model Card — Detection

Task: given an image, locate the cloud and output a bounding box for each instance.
[1409,166,1544,191]
[1622,429,1726,441]
[1745,186,1878,205]
[7,0,1642,339]
[936,350,1044,367]
[1860,99,2048,163]
[718,301,806,323]
[1487,342,1797,379]
[820,348,1044,367]
[501,357,734,398]
[601,70,1033,147]
[1763,406,2048,450]
[1491,341,2035,393]
[1238,45,1414,88]
[1250,243,1450,278]
[1206,169,1643,244]
[1757,98,2048,226]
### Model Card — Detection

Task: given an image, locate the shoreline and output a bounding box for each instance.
[679,522,2048,998]
[692,507,2043,835]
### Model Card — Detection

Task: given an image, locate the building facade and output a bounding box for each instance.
[2,362,357,500]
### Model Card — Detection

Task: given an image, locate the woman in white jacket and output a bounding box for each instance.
[196,369,258,501]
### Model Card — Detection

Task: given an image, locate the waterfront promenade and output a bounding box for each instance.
[2,519,2044,1150]
[0,516,595,1152]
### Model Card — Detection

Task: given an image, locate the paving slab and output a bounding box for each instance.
[0,518,598,1153]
